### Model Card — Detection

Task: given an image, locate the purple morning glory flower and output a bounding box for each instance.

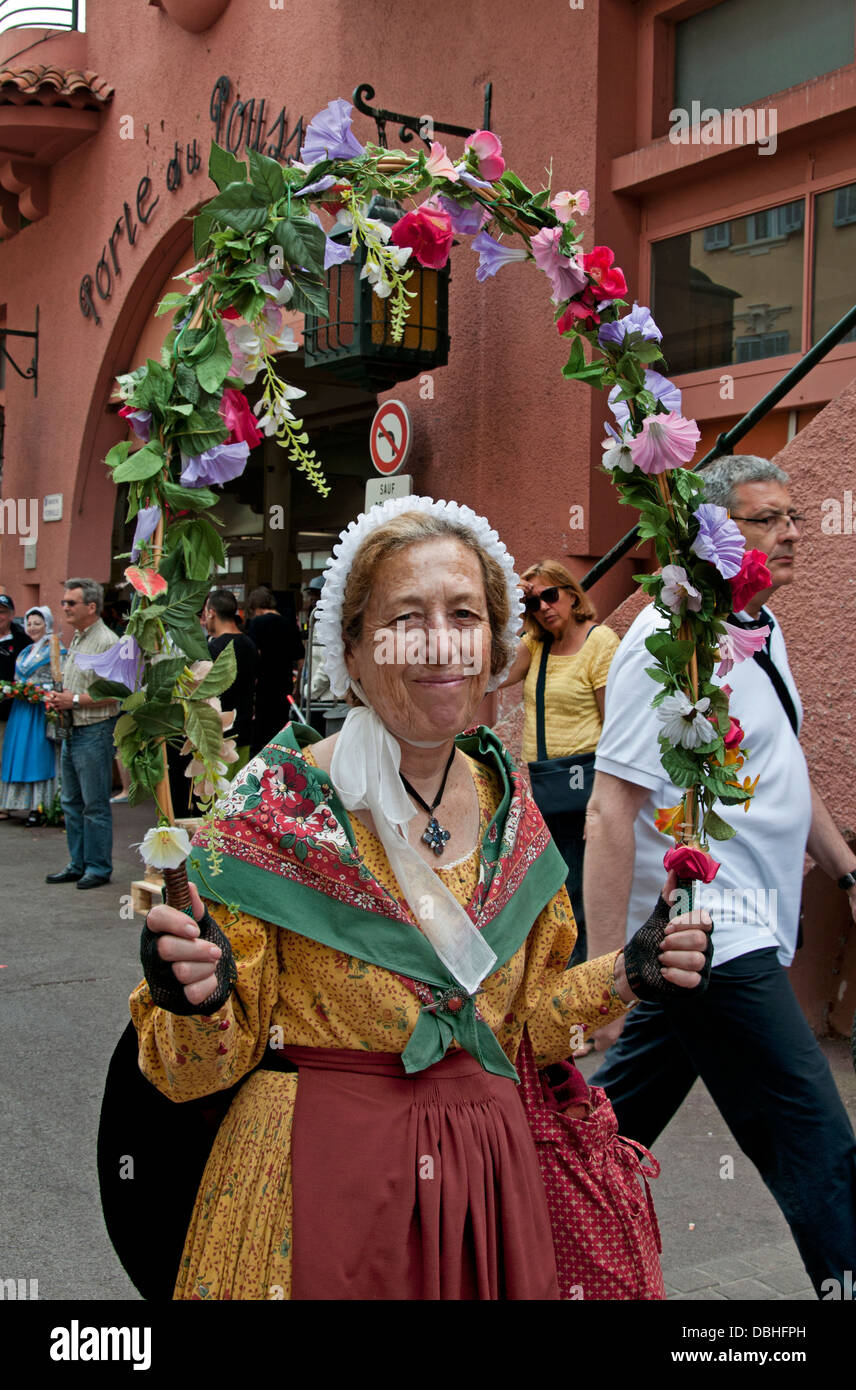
[598,302,662,349]
[609,370,681,428]
[471,231,527,282]
[130,505,162,563]
[119,407,152,442]
[300,99,365,165]
[436,195,488,236]
[455,166,493,190]
[75,634,145,692]
[180,441,250,488]
[691,503,746,578]
[324,236,353,270]
[294,174,338,198]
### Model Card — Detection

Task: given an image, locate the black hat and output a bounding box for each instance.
[0,595,14,611]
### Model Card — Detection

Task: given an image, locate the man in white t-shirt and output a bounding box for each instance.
[586,454,856,1296]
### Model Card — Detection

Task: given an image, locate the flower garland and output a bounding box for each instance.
[0,678,60,722]
[107,96,770,884]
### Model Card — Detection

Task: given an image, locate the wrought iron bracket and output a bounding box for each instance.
[352,83,492,149]
[0,307,38,397]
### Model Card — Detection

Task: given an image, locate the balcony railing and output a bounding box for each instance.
[0,1,82,35]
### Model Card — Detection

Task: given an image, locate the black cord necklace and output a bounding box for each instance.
[400,747,456,856]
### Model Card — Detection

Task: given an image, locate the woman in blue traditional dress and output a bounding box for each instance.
[0,606,64,825]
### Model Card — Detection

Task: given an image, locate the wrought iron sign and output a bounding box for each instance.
[351,82,492,148]
[0,307,39,397]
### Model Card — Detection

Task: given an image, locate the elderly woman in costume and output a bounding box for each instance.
[0,606,63,825]
[130,498,712,1301]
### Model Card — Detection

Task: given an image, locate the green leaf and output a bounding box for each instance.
[186,700,226,761]
[105,441,133,473]
[643,666,672,685]
[131,358,175,413]
[112,441,167,484]
[174,362,201,405]
[661,746,702,789]
[172,516,226,579]
[162,478,219,513]
[167,618,210,662]
[146,656,187,703]
[633,339,665,364]
[205,181,270,234]
[561,337,586,377]
[703,808,737,841]
[290,272,329,318]
[155,291,189,318]
[191,639,236,699]
[132,701,186,738]
[87,678,133,700]
[656,638,695,668]
[171,409,228,458]
[195,319,233,394]
[208,142,248,192]
[248,147,286,203]
[270,216,327,276]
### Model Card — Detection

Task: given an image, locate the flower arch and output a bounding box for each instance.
[97,98,771,889]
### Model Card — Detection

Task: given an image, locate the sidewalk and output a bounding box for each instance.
[1,802,854,1300]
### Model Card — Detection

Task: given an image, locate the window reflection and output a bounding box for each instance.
[812,182,856,344]
[651,201,805,374]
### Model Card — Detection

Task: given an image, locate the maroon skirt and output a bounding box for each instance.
[280,1045,559,1300]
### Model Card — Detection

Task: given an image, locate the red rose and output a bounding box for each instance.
[663,845,721,883]
[580,245,628,298]
[390,205,454,269]
[730,548,772,612]
[556,286,602,333]
[220,388,263,449]
[723,717,744,748]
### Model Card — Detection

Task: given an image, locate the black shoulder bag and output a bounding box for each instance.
[527,629,599,818]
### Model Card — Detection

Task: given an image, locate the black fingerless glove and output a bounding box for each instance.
[623,894,714,1003]
[140,908,237,1016]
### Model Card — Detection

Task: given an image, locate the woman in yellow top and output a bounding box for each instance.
[503,560,619,965]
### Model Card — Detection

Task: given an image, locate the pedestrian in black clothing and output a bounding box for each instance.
[245,586,304,754]
[204,589,258,778]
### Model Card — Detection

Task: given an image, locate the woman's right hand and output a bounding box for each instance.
[145,881,222,1008]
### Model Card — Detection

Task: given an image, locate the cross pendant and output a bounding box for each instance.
[422,816,451,856]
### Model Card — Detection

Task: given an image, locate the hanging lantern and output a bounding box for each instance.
[303,197,450,390]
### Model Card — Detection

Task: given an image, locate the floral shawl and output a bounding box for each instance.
[186,723,568,1079]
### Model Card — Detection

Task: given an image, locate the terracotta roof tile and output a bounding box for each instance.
[0,65,113,107]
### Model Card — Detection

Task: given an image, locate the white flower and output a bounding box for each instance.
[388,245,413,270]
[185,757,231,800]
[660,564,702,614]
[138,825,192,870]
[360,257,392,298]
[253,385,307,436]
[656,691,716,749]
[601,436,635,473]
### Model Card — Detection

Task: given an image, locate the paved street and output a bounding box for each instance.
[2,802,853,1302]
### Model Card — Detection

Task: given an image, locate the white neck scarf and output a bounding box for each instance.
[329,689,498,995]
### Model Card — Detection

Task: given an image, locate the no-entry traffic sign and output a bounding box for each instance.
[370,399,412,475]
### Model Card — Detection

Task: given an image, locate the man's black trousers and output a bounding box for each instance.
[589,946,856,1296]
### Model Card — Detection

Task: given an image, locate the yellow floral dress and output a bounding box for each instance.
[129,751,626,1300]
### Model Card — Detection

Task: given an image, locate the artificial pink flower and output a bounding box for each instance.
[464,129,505,181]
[723,716,744,748]
[531,226,587,303]
[730,548,772,612]
[716,620,770,677]
[580,245,628,298]
[627,411,701,474]
[390,204,454,269]
[219,305,241,321]
[425,142,459,182]
[220,388,263,449]
[660,564,702,613]
[550,189,590,222]
[663,845,721,883]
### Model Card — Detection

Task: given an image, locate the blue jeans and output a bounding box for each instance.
[590,947,856,1296]
[60,718,117,879]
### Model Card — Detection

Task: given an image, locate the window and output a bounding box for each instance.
[703,223,730,252]
[651,200,805,374]
[833,185,856,227]
[674,0,855,113]
[813,182,856,342]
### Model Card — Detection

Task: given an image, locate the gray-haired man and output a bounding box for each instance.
[44,579,121,888]
[585,455,856,1296]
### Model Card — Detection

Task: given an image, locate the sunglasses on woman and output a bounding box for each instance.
[523,585,570,613]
